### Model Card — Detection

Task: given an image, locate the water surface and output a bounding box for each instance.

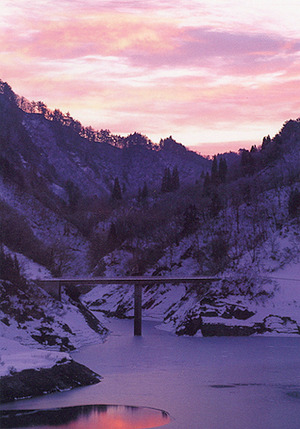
[1,318,300,429]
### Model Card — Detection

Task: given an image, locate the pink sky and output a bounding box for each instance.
[1,0,300,155]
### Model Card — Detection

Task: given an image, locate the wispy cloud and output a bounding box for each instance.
[1,0,299,154]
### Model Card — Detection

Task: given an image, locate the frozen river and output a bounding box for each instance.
[1,318,300,429]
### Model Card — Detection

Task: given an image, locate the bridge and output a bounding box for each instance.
[36,276,220,335]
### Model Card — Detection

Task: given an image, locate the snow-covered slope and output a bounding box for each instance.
[0,278,106,401]
[0,337,71,377]
[0,82,210,280]
[0,79,299,345]
[83,189,300,337]
[0,280,108,351]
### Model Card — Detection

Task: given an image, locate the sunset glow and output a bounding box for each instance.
[1,0,300,154]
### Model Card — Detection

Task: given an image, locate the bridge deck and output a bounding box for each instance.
[37,276,219,285]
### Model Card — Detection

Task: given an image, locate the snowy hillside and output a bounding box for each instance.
[83,184,300,336]
[0,280,108,351]
[1,80,300,345]
[0,277,107,402]
[0,80,210,279]
[83,238,300,337]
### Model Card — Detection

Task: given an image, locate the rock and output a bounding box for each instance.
[221,306,255,320]
[0,361,101,403]
[201,323,256,337]
[262,315,300,334]
[176,315,203,336]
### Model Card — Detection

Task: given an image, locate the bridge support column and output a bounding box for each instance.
[58,281,62,301]
[134,284,142,336]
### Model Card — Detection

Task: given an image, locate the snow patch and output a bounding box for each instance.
[0,337,71,377]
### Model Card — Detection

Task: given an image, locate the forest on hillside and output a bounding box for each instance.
[0,79,299,285]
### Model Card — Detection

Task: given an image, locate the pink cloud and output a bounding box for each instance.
[3,4,300,80]
[2,12,177,60]
[127,26,300,76]
[1,0,300,152]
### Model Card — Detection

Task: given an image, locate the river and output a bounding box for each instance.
[1,318,300,429]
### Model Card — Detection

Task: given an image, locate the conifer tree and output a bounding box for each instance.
[137,182,149,203]
[65,180,80,210]
[261,135,271,150]
[182,204,199,235]
[137,187,142,203]
[161,167,172,193]
[218,157,227,183]
[108,222,118,242]
[171,166,180,190]
[161,166,180,192]
[112,177,122,200]
[241,150,255,176]
[288,188,300,217]
[210,192,222,217]
[141,182,148,199]
[211,155,219,184]
[202,172,211,196]
[0,246,26,287]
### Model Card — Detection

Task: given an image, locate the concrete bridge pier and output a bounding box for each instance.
[134,284,142,336]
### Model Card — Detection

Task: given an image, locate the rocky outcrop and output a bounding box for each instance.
[174,299,300,337]
[0,360,101,403]
[200,323,257,337]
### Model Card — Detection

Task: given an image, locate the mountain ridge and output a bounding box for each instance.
[0,79,211,199]
[0,79,299,341]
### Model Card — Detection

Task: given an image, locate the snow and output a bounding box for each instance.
[0,282,107,353]
[269,262,300,303]
[0,176,91,277]
[0,337,71,377]
[49,183,67,201]
[83,233,300,336]
[2,245,51,279]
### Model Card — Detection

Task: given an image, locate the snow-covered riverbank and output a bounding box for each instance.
[0,280,107,402]
[0,337,72,377]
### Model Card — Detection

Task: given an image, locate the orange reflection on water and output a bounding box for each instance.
[54,406,170,429]
[0,405,170,429]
